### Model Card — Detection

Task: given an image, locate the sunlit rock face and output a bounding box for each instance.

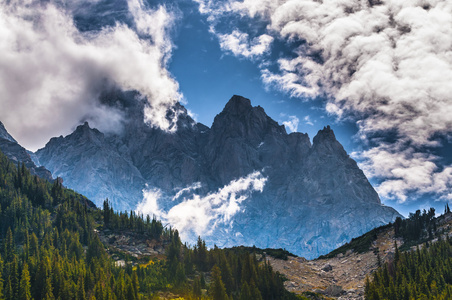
[34,94,401,258]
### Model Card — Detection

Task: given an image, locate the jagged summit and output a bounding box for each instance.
[0,121,17,143]
[222,95,253,115]
[73,122,104,141]
[312,125,347,155]
[211,95,286,141]
[0,122,53,181]
[35,94,401,258]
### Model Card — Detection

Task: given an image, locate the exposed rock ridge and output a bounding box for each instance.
[34,94,401,258]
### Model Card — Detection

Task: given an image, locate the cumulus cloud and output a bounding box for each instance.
[217,30,273,59]
[282,115,299,132]
[0,0,180,151]
[195,0,452,203]
[136,171,267,241]
[357,144,452,202]
[136,186,164,219]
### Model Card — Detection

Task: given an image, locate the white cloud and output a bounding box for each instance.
[172,182,202,201]
[304,115,314,126]
[136,186,164,219]
[217,30,273,59]
[282,115,299,132]
[357,145,452,203]
[136,171,267,241]
[0,0,180,151]
[195,0,452,203]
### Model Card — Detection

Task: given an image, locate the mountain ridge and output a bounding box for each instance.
[29,94,401,258]
[0,121,53,181]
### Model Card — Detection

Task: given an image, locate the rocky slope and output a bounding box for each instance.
[268,226,399,299]
[269,211,452,299]
[0,122,53,181]
[34,94,401,258]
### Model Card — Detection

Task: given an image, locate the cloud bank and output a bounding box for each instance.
[0,0,180,151]
[195,0,452,203]
[136,171,267,242]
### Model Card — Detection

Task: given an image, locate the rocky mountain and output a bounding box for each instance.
[34,94,401,258]
[0,121,53,181]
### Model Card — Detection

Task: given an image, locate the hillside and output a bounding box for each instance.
[269,208,452,299]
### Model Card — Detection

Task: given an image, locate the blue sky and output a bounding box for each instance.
[169,0,358,146]
[1,0,451,217]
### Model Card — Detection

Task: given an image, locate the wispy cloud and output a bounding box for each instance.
[136,171,267,242]
[0,0,180,151]
[304,116,314,126]
[195,0,452,203]
[282,115,299,132]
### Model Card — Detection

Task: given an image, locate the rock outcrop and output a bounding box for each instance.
[34,94,401,258]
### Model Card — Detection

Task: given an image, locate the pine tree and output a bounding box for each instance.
[0,254,3,300]
[3,228,14,261]
[210,265,229,300]
[103,199,111,228]
[200,272,206,289]
[239,282,252,300]
[132,270,139,300]
[192,276,202,298]
[19,263,32,300]
[76,275,86,300]
[42,276,55,300]
[4,280,12,300]
[10,256,19,300]
[250,280,263,300]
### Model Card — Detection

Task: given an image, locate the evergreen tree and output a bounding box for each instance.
[4,280,12,300]
[9,256,19,300]
[239,282,252,300]
[19,263,32,300]
[250,280,263,300]
[40,276,55,300]
[210,265,229,300]
[0,254,3,300]
[192,276,202,298]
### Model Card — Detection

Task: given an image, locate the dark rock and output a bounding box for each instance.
[322,264,333,272]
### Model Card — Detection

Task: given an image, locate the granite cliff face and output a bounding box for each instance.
[34,94,401,258]
[0,122,53,181]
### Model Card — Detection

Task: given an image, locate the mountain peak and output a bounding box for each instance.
[313,125,336,143]
[0,121,17,143]
[78,121,90,130]
[222,95,253,116]
[74,121,101,134]
[211,95,286,141]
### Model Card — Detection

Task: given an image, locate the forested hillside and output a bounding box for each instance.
[365,237,452,299]
[365,209,452,300]
[0,150,303,300]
